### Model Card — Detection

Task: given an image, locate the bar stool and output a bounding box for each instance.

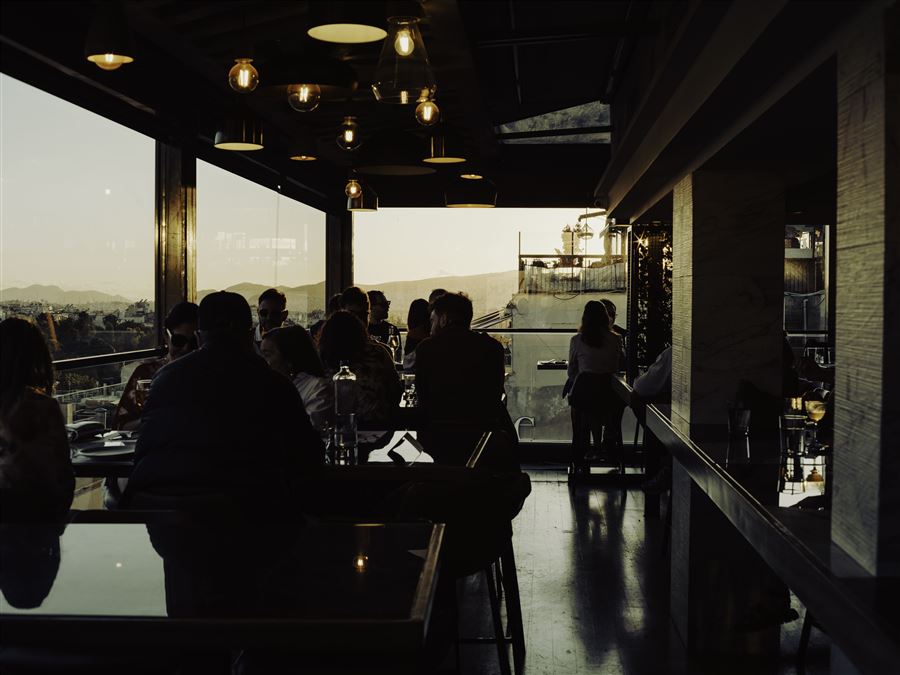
[458,537,526,675]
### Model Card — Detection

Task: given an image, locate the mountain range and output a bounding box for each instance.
[199,270,520,320]
[0,284,133,305]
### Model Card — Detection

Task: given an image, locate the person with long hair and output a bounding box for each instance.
[401,298,430,370]
[568,301,623,380]
[0,318,75,521]
[261,325,333,431]
[566,301,625,474]
[318,310,400,424]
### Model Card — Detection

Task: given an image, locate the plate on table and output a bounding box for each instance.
[74,439,136,459]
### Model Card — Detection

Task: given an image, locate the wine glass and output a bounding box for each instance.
[804,399,827,455]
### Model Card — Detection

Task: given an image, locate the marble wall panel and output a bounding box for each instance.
[833,5,899,577]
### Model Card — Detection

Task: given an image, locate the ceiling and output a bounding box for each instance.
[0,1,668,210]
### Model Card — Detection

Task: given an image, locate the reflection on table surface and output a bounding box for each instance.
[0,519,437,628]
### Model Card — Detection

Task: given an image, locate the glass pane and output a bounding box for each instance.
[0,74,156,360]
[353,208,626,330]
[55,358,151,428]
[196,161,326,328]
[487,331,638,444]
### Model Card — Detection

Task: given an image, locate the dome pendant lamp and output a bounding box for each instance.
[445,174,497,208]
[307,2,388,44]
[372,17,435,104]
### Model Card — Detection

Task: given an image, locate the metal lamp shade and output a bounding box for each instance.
[214,116,264,151]
[445,175,497,208]
[84,3,136,69]
[347,185,379,211]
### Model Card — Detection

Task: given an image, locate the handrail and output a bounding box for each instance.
[645,405,900,674]
[54,347,166,371]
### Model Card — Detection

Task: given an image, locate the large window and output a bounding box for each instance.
[196,160,326,327]
[0,73,156,375]
[354,208,631,442]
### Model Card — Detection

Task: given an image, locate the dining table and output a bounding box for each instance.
[0,515,444,672]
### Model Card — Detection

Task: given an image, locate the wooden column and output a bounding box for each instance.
[669,169,786,661]
[832,3,899,578]
[154,141,196,343]
[325,209,353,301]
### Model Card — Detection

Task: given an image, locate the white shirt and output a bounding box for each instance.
[292,372,333,430]
[567,333,623,380]
[633,347,672,398]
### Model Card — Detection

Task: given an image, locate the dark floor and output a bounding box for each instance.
[454,466,832,674]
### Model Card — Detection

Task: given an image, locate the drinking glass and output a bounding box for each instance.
[134,379,152,409]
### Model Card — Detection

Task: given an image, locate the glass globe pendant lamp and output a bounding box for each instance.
[228,58,259,92]
[415,96,440,126]
[287,83,321,112]
[336,116,362,151]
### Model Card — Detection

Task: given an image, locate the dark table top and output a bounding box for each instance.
[0,518,443,653]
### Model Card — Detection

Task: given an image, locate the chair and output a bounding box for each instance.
[567,372,625,477]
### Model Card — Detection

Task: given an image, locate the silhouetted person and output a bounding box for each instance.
[124,291,323,513]
[113,301,199,430]
[254,288,289,354]
[0,318,74,522]
[600,298,627,339]
[261,325,333,432]
[318,310,401,424]
[415,293,517,468]
[367,290,397,344]
[339,286,370,329]
[402,298,430,370]
[566,301,625,474]
[309,293,342,343]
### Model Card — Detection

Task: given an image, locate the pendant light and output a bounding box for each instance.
[415,90,440,126]
[287,83,321,112]
[336,116,361,151]
[307,2,387,44]
[288,129,318,161]
[348,183,378,212]
[445,174,497,208]
[345,175,363,199]
[372,17,435,104]
[423,129,466,164]
[228,58,259,92]
[214,114,264,151]
[84,3,136,71]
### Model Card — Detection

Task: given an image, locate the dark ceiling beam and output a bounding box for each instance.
[421,0,498,161]
[594,0,785,215]
[495,125,611,140]
[474,24,655,48]
[599,0,881,224]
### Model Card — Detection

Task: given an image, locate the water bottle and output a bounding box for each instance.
[387,326,402,365]
[333,362,358,465]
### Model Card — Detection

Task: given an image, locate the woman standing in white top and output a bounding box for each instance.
[567,301,623,382]
[261,325,333,432]
[566,301,624,475]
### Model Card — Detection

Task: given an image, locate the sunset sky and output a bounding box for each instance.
[1,74,601,300]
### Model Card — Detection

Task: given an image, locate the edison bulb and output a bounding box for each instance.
[415,100,440,126]
[287,83,321,112]
[336,116,361,151]
[394,28,414,56]
[228,58,259,92]
[345,179,362,198]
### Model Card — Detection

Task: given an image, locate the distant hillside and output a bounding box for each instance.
[198,270,520,323]
[0,284,132,305]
